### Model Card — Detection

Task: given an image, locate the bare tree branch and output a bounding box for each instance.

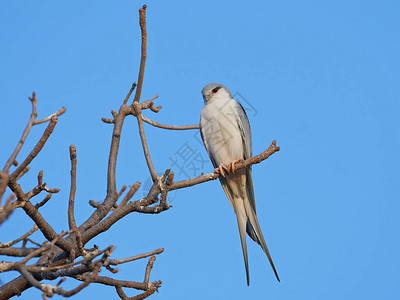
[0,247,40,258]
[35,193,52,209]
[144,256,156,285]
[68,145,77,231]
[0,193,15,224]
[139,95,160,111]
[142,115,199,130]
[106,248,164,267]
[33,107,66,125]
[168,140,280,191]
[133,103,157,182]
[2,92,38,174]
[0,225,38,248]
[133,5,147,104]
[116,182,141,210]
[10,116,58,181]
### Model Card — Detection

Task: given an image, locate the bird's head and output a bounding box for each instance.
[201,82,233,104]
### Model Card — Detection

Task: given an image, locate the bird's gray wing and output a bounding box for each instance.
[234,102,258,240]
[234,101,280,282]
[234,102,256,212]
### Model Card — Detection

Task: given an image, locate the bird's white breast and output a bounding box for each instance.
[200,98,244,166]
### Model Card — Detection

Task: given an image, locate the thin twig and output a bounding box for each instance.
[118,185,127,198]
[0,225,38,248]
[0,194,16,224]
[133,104,157,181]
[139,95,159,110]
[2,92,38,174]
[10,116,58,181]
[23,237,42,247]
[3,93,66,174]
[142,115,199,130]
[33,107,66,125]
[117,182,140,209]
[115,284,160,300]
[144,256,156,285]
[56,263,101,297]
[68,145,77,231]
[25,171,60,200]
[16,166,30,180]
[35,194,52,209]
[133,5,147,104]
[106,248,164,266]
[123,83,137,105]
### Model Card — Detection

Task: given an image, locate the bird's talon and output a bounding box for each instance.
[219,166,226,177]
[215,164,229,177]
[229,159,244,173]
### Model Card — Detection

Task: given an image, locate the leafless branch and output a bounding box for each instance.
[35,193,52,209]
[133,5,147,104]
[23,237,42,248]
[117,182,141,209]
[139,95,160,111]
[25,170,60,200]
[142,114,199,130]
[9,116,58,181]
[2,92,37,174]
[68,145,77,231]
[0,247,40,257]
[115,281,160,300]
[0,193,15,224]
[0,225,38,248]
[144,256,156,285]
[33,107,66,125]
[168,140,280,191]
[106,248,164,267]
[16,165,30,180]
[133,103,157,182]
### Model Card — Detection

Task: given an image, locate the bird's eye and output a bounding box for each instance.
[212,87,220,93]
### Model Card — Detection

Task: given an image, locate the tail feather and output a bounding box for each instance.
[246,220,260,244]
[234,199,250,286]
[243,196,280,282]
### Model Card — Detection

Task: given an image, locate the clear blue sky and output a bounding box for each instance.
[1,1,399,299]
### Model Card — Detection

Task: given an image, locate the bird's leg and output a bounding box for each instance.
[214,164,230,177]
[229,159,244,173]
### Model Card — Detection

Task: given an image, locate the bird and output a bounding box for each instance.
[199,82,279,285]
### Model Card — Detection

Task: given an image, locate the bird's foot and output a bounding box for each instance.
[214,164,230,177]
[228,159,244,173]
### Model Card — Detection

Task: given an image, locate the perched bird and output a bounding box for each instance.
[199,82,279,285]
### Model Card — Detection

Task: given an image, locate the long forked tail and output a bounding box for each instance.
[244,196,280,282]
